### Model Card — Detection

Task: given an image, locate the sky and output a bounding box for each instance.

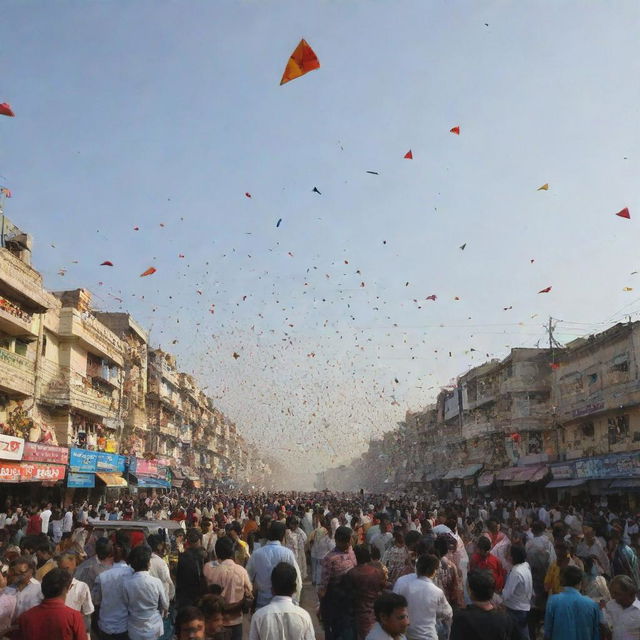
[1,1,639,483]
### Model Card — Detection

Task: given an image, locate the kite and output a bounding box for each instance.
[624,287,633,292]
[245,193,252,199]
[366,171,379,175]
[0,103,15,117]
[404,150,413,159]
[0,187,12,198]
[140,267,157,277]
[459,243,466,250]
[537,183,549,191]
[426,294,437,301]
[280,39,320,85]
[450,126,460,135]
[232,352,240,359]
[100,261,113,266]
[312,187,321,194]
[538,286,552,293]
[550,363,560,370]
[276,218,282,227]
[616,207,631,219]
[133,226,139,231]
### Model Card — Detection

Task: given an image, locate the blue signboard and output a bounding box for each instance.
[69,449,98,473]
[96,452,126,473]
[137,476,170,489]
[67,472,95,488]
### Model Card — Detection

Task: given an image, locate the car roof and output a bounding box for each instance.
[89,519,183,532]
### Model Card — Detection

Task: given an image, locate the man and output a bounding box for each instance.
[25,508,41,537]
[366,592,409,640]
[227,522,250,567]
[366,515,387,546]
[91,541,133,640]
[469,536,505,592]
[249,562,315,640]
[371,522,393,559]
[62,507,74,535]
[393,554,452,640]
[58,551,94,631]
[201,518,217,560]
[538,505,551,529]
[148,534,175,603]
[40,503,52,538]
[176,528,206,610]
[123,545,168,640]
[34,541,56,582]
[246,522,301,609]
[7,557,42,621]
[17,568,86,640]
[203,536,252,640]
[75,537,113,592]
[501,546,532,640]
[544,566,600,640]
[605,574,640,640]
[525,520,555,638]
[576,525,610,577]
[174,606,206,640]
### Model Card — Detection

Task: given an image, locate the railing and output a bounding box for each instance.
[0,347,35,395]
[0,296,32,324]
[0,346,33,371]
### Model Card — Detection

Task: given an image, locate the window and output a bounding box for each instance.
[608,415,630,445]
[41,335,47,357]
[14,340,27,357]
[612,361,629,373]
[588,373,598,385]
[581,421,595,438]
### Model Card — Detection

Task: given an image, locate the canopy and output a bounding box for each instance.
[546,479,587,489]
[477,473,495,489]
[609,478,640,489]
[96,472,128,488]
[503,464,549,486]
[442,464,483,480]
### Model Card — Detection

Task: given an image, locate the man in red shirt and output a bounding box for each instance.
[18,567,86,640]
[469,536,505,592]
[25,508,41,537]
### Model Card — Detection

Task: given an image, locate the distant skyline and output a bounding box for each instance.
[1,1,638,477]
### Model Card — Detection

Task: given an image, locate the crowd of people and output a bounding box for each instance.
[0,491,639,639]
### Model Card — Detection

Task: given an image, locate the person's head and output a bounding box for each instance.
[560,565,583,589]
[113,539,131,564]
[200,518,212,533]
[147,534,166,556]
[57,551,79,575]
[392,529,405,547]
[335,526,353,552]
[415,554,439,579]
[509,545,527,566]
[95,537,113,561]
[405,530,421,551]
[228,521,242,540]
[531,520,546,536]
[370,545,381,562]
[476,536,491,557]
[129,545,152,572]
[582,525,595,543]
[445,517,458,533]
[41,567,72,600]
[199,594,225,634]
[186,528,203,548]
[9,557,34,588]
[486,519,498,534]
[36,541,53,565]
[373,592,410,636]
[610,575,637,608]
[271,562,297,597]
[555,542,570,566]
[467,569,495,603]
[354,544,371,565]
[287,515,299,531]
[215,536,234,561]
[176,606,205,640]
[268,521,287,542]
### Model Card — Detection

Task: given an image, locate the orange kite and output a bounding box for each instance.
[280,39,320,85]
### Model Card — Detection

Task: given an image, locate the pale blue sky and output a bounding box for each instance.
[1,1,638,479]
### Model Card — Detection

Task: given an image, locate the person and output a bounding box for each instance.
[525,521,555,639]
[246,521,301,609]
[74,537,113,592]
[308,516,333,586]
[371,521,393,559]
[576,526,610,577]
[284,516,308,582]
[17,568,86,640]
[366,592,409,640]
[34,541,57,582]
[148,534,175,604]
[176,528,207,610]
[469,536,505,592]
[605,574,640,640]
[201,519,217,560]
[199,594,231,640]
[203,536,252,640]
[501,546,532,640]
[227,523,250,568]
[0,565,16,636]
[319,525,357,640]
[345,545,387,640]
[62,507,74,535]
[175,605,206,640]
[58,551,94,631]
[543,565,600,640]
[393,554,452,640]
[25,509,41,538]
[249,562,315,640]
[610,530,640,590]
[450,570,518,640]
[8,557,43,622]
[382,530,411,587]
[40,504,52,538]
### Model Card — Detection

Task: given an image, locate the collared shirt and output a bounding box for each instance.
[577,539,611,576]
[62,511,74,533]
[366,622,407,639]
[246,541,301,608]
[65,578,94,616]
[202,531,217,558]
[40,509,52,535]
[605,598,640,640]
[74,556,111,592]
[203,558,252,626]
[393,575,452,640]
[248,595,315,640]
[122,570,168,640]
[149,552,175,602]
[11,578,43,620]
[544,587,600,640]
[502,562,533,612]
[92,561,133,634]
[17,598,86,640]
[0,591,16,633]
[371,532,393,558]
[320,548,357,595]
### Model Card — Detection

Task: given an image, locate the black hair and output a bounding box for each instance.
[354,544,371,564]
[405,531,421,548]
[186,528,202,545]
[95,537,113,560]
[268,521,286,542]
[271,562,297,596]
[146,535,164,553]
[199,594,225,617]
[467,569,495,602]
[560,565,584,588]
[510,545,527,565]
[129,545,152,572]
[41,567,72,599]
[477,537,491,552]
[416,554,439,577]
[215,536,234,561]
[531,520,546,535]
[36,540,53,555]
[335,526,352,544]
[176,606,204,630]
[373,592,407,622]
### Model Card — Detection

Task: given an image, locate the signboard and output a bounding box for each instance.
[96,452,126,473]
[23,442,69,465]
[67,472,95,488]
[575,452,640,479]
[0,434,24,461]
[69,449,98,473]
[551,464,574,480]
[130,458,159,476]
[0,462,66,483]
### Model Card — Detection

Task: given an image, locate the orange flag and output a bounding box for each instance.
[280,39,320,85]
[140,267,156,277]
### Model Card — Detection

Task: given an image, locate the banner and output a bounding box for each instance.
[67,472,95,488]
[0,435,24,461]
[23,442,69,465]
[96,452,126,473]
[0,462,66,483]
[69,449,98,473]
[129,457,158,476]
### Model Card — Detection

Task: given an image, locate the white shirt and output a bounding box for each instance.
[65,577,94,616]
[605,598,640,640]
[40,509,52,534]
[538,508,551,527]
[149,553,175,601]
[502,562,533,612]
[62,511,74,533]
[246,541,302,608]
[11,578,43,620]
[249,595,315,640]
[366,621,407,639]
[393,575,451,640]
[122,570,168,640]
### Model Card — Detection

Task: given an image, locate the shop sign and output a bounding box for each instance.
[0,461,66,483]
[0,435,24,461]
[551,464,574,480]
[574,452,640,479]
[67,472,95,488]
[96,452,126,473]
[69,448,98,473]
[23,442,69,465]
[130,457,159,476]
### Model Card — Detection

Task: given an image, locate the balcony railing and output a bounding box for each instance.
[0,347,35,396]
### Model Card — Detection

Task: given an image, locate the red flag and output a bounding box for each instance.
[616,207,630,219]
[404,150,413,159]
[100,261,113,266]
[0,103,15,117]
[450,126,460,135]
[550,363,560,370]
[538,286,552,293]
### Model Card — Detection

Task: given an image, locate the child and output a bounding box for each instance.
[199,594,231,640]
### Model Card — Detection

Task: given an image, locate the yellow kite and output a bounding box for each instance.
[280,39,320,85]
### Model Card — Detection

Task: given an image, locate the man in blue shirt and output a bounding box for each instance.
[544,565,601,640]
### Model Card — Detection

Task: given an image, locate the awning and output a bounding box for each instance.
[477,473,495,489]
[610,478,640,489]
[504,465,549,486]
[442,464,483,480]
[95,472,128,488]
[546,478,587,489]
[131,474,170,489]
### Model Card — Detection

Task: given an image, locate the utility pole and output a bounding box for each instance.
[547,316,563,352]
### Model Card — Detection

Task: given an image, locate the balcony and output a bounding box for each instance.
[0,347,35,396]
[0,296,36,337]
[0,249,52,312]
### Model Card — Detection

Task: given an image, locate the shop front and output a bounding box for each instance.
[442,464,483,498]
[127,457,171,494]
[66,448,128,503]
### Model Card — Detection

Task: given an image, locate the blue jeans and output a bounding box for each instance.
[507,608,530,640]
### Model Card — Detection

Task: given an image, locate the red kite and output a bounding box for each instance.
[0,103,15,117]
[450,126,460,135]
[100,261,113,266]
[140,267,157,277]
[404,150,413,159]
[426,294,437,301]
[616,207,630,219]
[538,286,552,293]
[280,39,320,85]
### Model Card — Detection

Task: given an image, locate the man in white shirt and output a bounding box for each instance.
[502,545,533,639]
[393,555,451,640]
[538,505,551,528]
[249,562,314,640]
[58,551,94,631]
[62,507,74,534]
[148,534,175,603]
[576,526,610,576]
[40,503,52,536]
[366,591,410,640]
[7,557,43,622]
[606,575,640,640]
